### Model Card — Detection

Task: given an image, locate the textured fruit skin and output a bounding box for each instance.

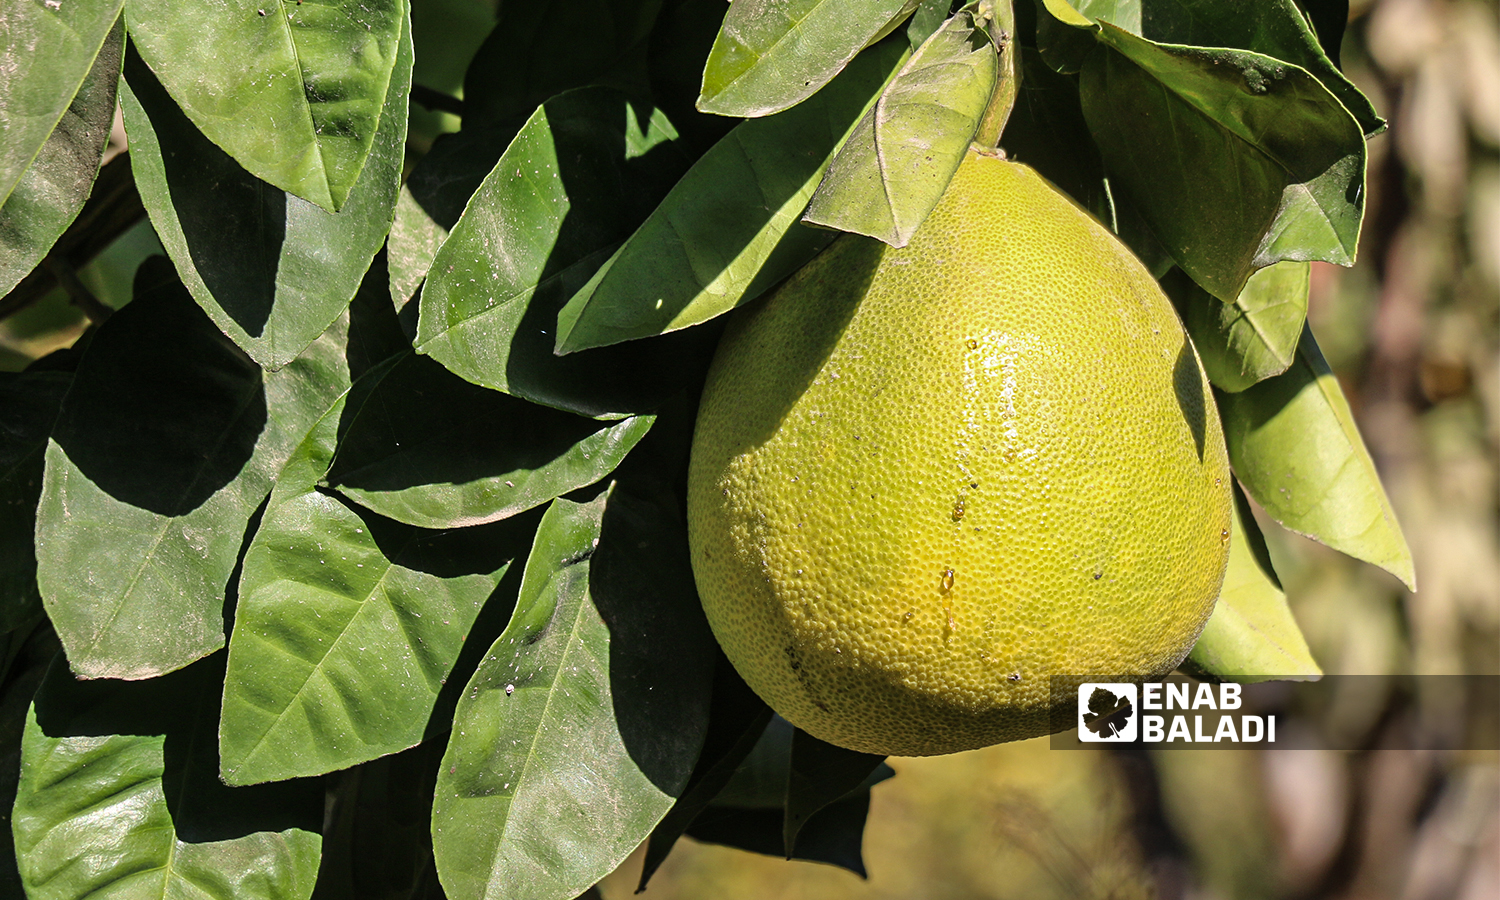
[687,150,1232,756]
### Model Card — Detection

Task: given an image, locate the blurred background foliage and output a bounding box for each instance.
[2,0,1494,898]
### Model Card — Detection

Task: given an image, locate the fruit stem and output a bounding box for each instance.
[972,0,1021,150]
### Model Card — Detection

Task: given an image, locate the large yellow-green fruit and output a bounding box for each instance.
[687,148,1232,756]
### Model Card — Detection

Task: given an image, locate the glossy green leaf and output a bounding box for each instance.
[122,16,412,370]
[325,352,654,529]
[416,87,704,418]
[783,729,886,855]
[462,0,662,131]
[1039,0,1368,302]
[221,388,532,785]
[34,262,350,680]
[696,0,912,117]
[637,660,772,891]
[803,10,998,246]
[432,488,715,900]
[0,370,69,635]
[555,41,907,354]
[0,16,121,297]
[1082,28,1365,301]
[905,0,952,47]
[0,0,123,208]
[13,653,323,900]
[1064,0,1381,135]
[1170,262,1309,392]
[125,0,405,212]
[1188,483,1321,682]
[1218,327,1415,590]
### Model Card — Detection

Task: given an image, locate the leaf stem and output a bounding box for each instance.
[42,255,112,324]
[410,84,464,117]
[972,0,1020,150]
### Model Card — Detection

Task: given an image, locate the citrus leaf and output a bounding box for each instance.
[0,370,69,636]
[1169,262,1309,393]
[697,0,912,117]
[0,15,121,297]
[803,9,998,247]
[1217,327,1415,590]
[34,263,350,680]
[554,40,907,354]
[415,87,705,418]
[1187,483,1321,682]
[324,353,654,530]
[125,0,406,212]
[13,653,323,900]
[0,0,123,210]
[221,387,532,785]
[1061,0,1381,135]
[684,794,880,876]
[121,15,412,370]
[1043,0,1368,302]
[431,488,715,900]
[783,729,886,856]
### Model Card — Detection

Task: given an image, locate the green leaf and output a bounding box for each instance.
[0,370,69,635]
[13,653,323,900]
[1081,27,1365,301]
[461,0,662,131]
[125,0,406,212]
[34,262,351,680]
[121,16,412,370]
[803,10,998,247]
[221,386,533,785]
[325,352,654,529]
[1217,327,1415,590]
[1187,483,1321,682]
[0,0,123,208]
[0,16,122,297]
[696,0,912,117]
[416,87,704,418]
[1065,0,1382,136]
[1170,262,1309,392]
[432,488,716,900]
[783,729,886,856]
[555,40,907,353]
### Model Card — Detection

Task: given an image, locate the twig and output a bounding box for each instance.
[411,83,464,117]
[0,153,144,322]
[41,254,112,324]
